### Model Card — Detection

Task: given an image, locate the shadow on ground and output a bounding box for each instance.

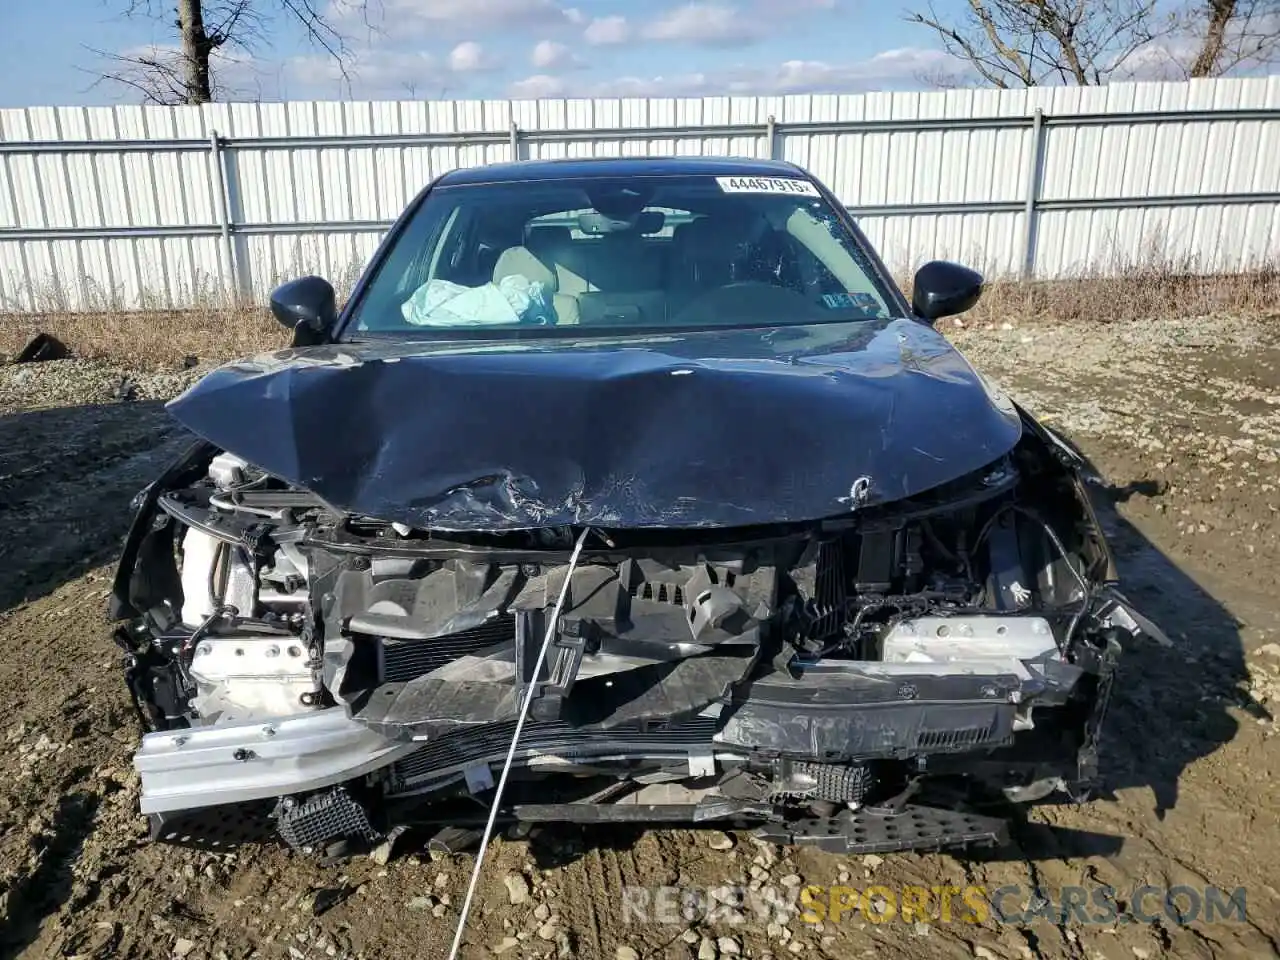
[0,396,1259,880]
[1085,477,1256,814]
[0,791,102,953]
[0,399,190,614]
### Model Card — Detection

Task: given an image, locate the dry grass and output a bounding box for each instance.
[966,266,1280,328]
[0,305,287,367]
[2,265,1278,367]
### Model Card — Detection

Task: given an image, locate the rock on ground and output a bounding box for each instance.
[1,313,1278,960]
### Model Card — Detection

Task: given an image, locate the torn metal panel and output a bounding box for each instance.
[354,651,758,741]
[165,318,1022,531]
[331,555,777,740]
[716,665,1022,760]
[1098,588,1173,646]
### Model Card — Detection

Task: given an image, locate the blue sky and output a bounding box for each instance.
[0,0,971,106]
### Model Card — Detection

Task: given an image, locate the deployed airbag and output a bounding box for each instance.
[401,274,554,327]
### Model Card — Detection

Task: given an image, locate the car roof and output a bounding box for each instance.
[436,156,809,187]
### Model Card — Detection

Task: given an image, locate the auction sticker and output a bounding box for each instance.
[716,176,820,196]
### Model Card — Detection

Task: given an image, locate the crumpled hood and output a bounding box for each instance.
[166,318,1022,531]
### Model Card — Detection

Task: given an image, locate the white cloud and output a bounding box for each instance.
[287,34,953,101]
[296,41,497,93]
[1118,41,1194,80]
[448,41,493,72]
[760,59,862,92]
[753,0,836,10]
[583,15,631,45]
[858,46,949,72]
[288,46,486,97]
[847,47,956,82]
[580,48,953,98]
[285,53,355,88]
[510,73,568,97]
[530,39,579,69]
[633,0,838,49]
[641,3,764,47]
[759,49,955,91]
[329,0,574,34]
[590,73,712,98]
[215,53,280,99]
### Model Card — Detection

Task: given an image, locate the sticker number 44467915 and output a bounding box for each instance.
[715,176,820,196]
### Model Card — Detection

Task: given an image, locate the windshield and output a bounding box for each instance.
[344,173,896,336]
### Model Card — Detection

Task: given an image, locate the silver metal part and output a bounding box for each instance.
[1003,777,1066,803]
[619,782,717,805]
[688,746,716,778]
[257,542,310,613]
[223,552,257,615]
[188,635,319,722]
[1098,590,1173,646]
[179,529,220,626]
[264,541,309,584]
[880,616,1058,665]
[179,530,257,626]
[208,452,250,489]
[134,708,417,814]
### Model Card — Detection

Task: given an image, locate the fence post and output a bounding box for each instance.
[1021,108,1045,279]
[509,121,520,161]
[208,130,238,301]
[765,115,777,160]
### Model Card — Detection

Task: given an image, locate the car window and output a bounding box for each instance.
[345,174,895,335]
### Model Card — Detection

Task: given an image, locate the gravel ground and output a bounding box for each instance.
[1,314,1278,960]
[0,359,210,411]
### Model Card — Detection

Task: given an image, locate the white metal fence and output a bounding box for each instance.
[1,76,1279,311]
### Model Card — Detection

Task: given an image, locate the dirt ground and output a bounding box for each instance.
[1,313,1278,960]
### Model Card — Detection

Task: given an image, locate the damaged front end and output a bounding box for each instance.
[111,407,1160,856]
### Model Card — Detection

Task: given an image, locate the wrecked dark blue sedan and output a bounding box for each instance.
[111,157,1163,855]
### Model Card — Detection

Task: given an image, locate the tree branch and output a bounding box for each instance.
[95,0,366,103]
[906,0,1193,86]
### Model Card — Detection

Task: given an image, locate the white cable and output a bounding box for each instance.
[447,526,592,960]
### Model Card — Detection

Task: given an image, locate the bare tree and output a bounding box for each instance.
[1183,0,1280,77]
[908,0,1280,85]
[906,0,1168,87]
[93,0,367,104]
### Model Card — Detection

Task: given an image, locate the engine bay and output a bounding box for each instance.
[111,417,1155,854]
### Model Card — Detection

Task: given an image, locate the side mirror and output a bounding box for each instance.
[270,276,338,346]
[911,260,984,322]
